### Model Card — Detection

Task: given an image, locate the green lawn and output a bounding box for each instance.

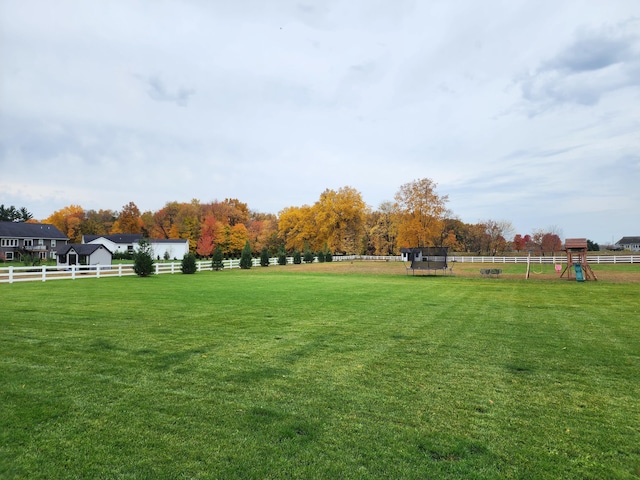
[1,266,639,479]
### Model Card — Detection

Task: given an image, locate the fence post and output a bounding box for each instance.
[96,264,101,278]
[9,265,13,284]
[72,265,76,279]
[118,264,122,277]
[42,265,46,282]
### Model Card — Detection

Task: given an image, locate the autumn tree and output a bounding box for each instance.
[277,205,316,253]
[313,186,367,255]
[196,215,219,257]
[82,209,116,236]
[44,205,85,243]
[483,220,514,256]
[226,223,249,257]
[393,178,448,248]
[111,202,144,234]
[541,233,562,256]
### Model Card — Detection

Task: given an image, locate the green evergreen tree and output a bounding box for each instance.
[181,252,197,274]
[133,239,155,277]
[316,250,325,263]
[303,242,314,263]
[293,250,302,264]
[211,245,224,271]
[240,241,253,269]
[260,247,270,267]
[325,250,333,262]
[277,245,287,266]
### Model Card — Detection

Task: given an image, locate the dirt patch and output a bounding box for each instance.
[284,260,640,283]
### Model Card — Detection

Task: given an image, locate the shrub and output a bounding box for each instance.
[260,247,270,267]
[277,246,287,266]
[240,241,253,269]
[133,239,154,277]
[163,251,171,261]
[211,245,224,271]
[325,251,333,262]
[303,243,314,263]
[317,250,325,263]
[293,250,302,264]
[181,253,197,274]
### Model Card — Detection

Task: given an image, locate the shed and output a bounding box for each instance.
[57,244,112,269]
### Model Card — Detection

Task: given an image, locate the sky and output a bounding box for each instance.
[1,1,639,244]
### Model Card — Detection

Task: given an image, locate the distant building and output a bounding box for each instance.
[83,234,189,260]
[0,221,68,261]
[615,237,640,252]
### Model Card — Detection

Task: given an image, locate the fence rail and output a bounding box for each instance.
[1,255,638,284]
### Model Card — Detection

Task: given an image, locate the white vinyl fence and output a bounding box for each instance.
[1,255,638,284]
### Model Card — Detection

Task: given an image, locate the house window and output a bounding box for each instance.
[59,254,67,263]
[1,238,18,247]
[5,252,14,260]
[51,240,56,247]
[24,239,33,247]
[39,252,47,259]
[38,239,44,245]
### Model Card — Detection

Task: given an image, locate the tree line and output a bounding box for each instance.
[5,178,595,257]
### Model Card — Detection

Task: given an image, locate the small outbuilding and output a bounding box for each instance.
[57,244,113,269]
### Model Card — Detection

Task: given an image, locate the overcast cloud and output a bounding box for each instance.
[1,0,639,243]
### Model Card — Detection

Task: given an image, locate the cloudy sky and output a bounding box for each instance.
[1,1,639,243]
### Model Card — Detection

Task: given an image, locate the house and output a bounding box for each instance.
[615,237,640,252]
[56,244,112,269]
[83,234,189,260]
[0,221,68,261]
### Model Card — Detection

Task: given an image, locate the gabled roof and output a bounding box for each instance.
[84,234,187,245]
[616,236,640,244]
[0,221,68,240]
[84,234,142,244]
[57,244,112,256]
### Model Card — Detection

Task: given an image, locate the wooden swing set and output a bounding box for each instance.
[560,238,597,281]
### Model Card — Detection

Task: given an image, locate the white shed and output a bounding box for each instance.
[57,244,113,268]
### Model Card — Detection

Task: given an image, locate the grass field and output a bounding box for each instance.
[1,262,639,479]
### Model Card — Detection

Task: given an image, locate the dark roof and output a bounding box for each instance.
[0,221,68,240]
[617,236,640,244]
[84,234,142,244]
[57,244,112,256]
[84,234,186,244]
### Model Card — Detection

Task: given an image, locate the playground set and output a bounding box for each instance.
[560,238,597,281]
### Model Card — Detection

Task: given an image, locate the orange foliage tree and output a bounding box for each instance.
[111,202,144,234]
[393,178,448,248]
[44,205,85,243]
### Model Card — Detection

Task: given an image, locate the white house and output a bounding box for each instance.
[82,234,189,260]
[615,236,640,252]
[57,244,113,268]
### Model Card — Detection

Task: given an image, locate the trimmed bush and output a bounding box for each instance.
[211,245,224,271]
[260,247,270,267]
[325,251,333,262]
[133,239,154,277]
[181,253,197,274]
[240,241,252,269]
[277,246,287,266]
[293,250,302,264]
[317,250,325,263]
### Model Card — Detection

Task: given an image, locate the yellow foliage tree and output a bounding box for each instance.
[393,178,448,248]
[313,186,367,254]
[44,205,85,243]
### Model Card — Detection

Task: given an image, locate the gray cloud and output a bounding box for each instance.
[519,20,640,109]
